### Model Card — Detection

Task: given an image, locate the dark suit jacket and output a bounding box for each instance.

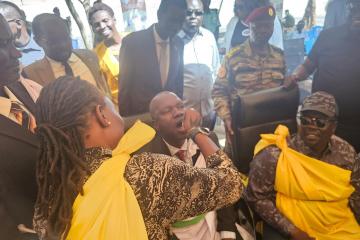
[118,25,184,116]
[0,115,38,240]
[22,49,110,97]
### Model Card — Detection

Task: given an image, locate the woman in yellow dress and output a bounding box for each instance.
[32,76,245,240]
[88,1,122,106]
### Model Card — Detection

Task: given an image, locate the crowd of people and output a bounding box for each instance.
[0,0,359,239]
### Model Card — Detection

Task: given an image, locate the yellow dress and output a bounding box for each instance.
[66,121,155,240]
[254,125,360,240]
[94,41,120,106]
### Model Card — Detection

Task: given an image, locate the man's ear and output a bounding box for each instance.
[95,105,111,128]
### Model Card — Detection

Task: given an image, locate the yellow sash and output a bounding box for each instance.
[254,125,360,240]
[94,42,119,104]
[66,121,155,240]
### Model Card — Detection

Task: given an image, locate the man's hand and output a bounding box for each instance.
[224,118,234,145]
[283,75,298,89]
[182,108,202,134]
[290,227,315,240]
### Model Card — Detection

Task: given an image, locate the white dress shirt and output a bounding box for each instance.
[178,27,220,117]
[153,25,170,86]
[164,139,220,240]
[46,53,97,86]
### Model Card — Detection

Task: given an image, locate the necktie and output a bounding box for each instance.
[62,61,74,77]
[10,101,32,130]
[175,150,186,162]
[158,41,168,87]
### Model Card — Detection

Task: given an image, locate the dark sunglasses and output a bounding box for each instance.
[298,116,336,128]
[186,10,204,17]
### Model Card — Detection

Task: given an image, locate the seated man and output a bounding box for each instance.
[245,91,360,240]
[136,91,247,240]
[23,13,110,97]
[0,13,39,239]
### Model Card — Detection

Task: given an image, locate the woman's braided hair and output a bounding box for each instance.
[34,76,104,238]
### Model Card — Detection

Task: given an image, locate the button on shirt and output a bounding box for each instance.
[153,25,170,87]
[46,53,97,86]
[178,27,220,117]
[164,139,220,240]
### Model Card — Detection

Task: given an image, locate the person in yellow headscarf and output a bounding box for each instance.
[32,76,245,240]
[245,91,360,240]
[88,1,121,106]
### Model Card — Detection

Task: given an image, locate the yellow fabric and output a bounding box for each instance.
[254,125,360,240]
[94,41,119,106]
[66,121,155,240]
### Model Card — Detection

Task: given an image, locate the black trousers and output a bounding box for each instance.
[262,223,288,240]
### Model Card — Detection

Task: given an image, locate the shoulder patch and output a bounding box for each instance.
[227,46,241,58]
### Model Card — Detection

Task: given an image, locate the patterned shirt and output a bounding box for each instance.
[212,39,285,120]
[34,148,245,240]
[244,134,360,237]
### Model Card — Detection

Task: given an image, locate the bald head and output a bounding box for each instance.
[149,91,181,120]
[0,1,24,20]
[149,91,187,146]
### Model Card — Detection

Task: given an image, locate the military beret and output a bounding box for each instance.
[245,5,276,24]
[300,91,339,118]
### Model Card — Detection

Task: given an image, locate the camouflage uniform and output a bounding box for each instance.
[244,92,360,237]
[212,39,286,120]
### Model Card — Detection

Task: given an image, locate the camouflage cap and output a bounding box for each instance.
[300,91,339,118]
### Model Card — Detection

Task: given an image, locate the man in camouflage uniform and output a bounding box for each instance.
[245,92,360,240]
[212,5,285,141]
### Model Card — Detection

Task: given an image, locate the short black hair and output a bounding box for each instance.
[32,13,68,39]
[158,0,187,14]
[0,1,26,20]
[88,1,114,23]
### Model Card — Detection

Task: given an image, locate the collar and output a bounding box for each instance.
[0,85,27,118]
[85,147,112,161]
[153,24,170,44]
[290,134,332,158]
[46,52,77,64]
[163,138,199,156]
[244,39,275,58]
[178,27,204,41]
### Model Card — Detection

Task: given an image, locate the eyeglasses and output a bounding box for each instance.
[298,116,336,128]
[186,10,204,17]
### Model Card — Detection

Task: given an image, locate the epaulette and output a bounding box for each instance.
[270,44,284,55]
[226,45,242,59]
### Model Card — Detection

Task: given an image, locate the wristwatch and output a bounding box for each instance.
[189,127,210,141]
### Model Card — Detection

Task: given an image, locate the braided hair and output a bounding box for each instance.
[34,76,104,238]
